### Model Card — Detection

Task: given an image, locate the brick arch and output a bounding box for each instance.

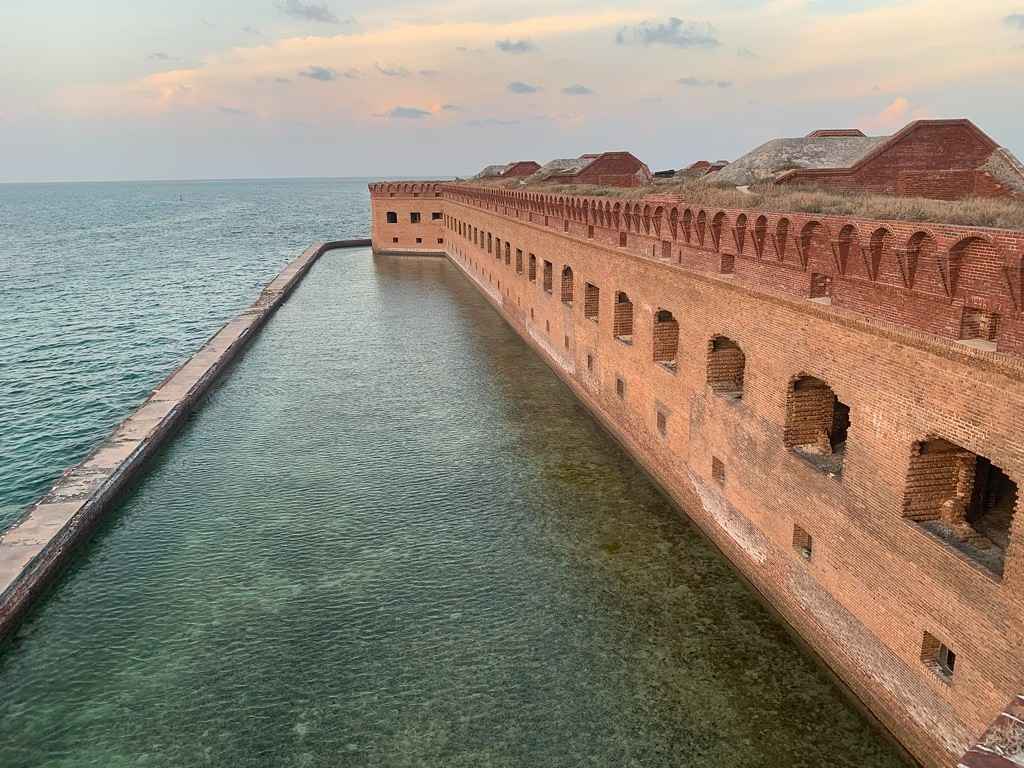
[784,373,851,472]
[696,210,707,247]
[642,204,652,235]
[682,209,694,243]
[906,230,943,295]
[612,202,622,230]
[870,227,899,284]
[603,201,612,227]
[734,213,748,256]
[711,211,729,252]
[707,335,746,398]
[774,217,791,261]
[837,224,859,277]
[669,207,679,240]
[800,221,833,273]
[653,206,664,238]
[653,309,679,369]
[623,202,633,231]
[948,235,1007,302]
[753,215,768,258]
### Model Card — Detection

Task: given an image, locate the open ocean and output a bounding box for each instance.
[0,178,373,530]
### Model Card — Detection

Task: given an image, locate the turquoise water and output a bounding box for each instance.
[0,179,372,530]
[0,250,910,767]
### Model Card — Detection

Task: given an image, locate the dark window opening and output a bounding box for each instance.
[657,410,667,437]
[904,437,1017,577]
[587,353,594,373]
[961,308,999,342]
[561,266,574,304]
[784,375,849,476]
[410,212,421,223]
[619,231,627,247]
[921,632,956,681]
[528,254,537,282]
[431,211,442,220]
[653,309,679,371]
[515,249,523,274]
[616,377,625,399]
[613,292,633,344]
[793,525,812,560]
[584,283,599,321]
[712,457,725,486]
[392,237,398,244]
[707,336,745,399]
[810,272,832,299]
[416,237,422,244]
[543,260,553,293]
[386,211,398,224]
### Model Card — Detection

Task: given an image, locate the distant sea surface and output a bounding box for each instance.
[0,178,374,530]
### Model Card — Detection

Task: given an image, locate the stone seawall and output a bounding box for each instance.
[0,238,370,642]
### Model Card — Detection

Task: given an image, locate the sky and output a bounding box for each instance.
[1,0,1022,182]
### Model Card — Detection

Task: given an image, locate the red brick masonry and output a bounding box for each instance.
[371,181,1024,768]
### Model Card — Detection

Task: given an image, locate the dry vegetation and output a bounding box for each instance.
[464,176,1024,230]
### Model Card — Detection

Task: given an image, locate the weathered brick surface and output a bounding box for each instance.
[371,181,1024,768]
[370,182,447,253]
[776,121,1022,201]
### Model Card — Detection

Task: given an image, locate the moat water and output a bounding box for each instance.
[0,178,374,531]
[0,250,911,767]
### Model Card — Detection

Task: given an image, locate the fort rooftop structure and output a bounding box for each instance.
[711,118,1024,200]
[371,178,1024,768]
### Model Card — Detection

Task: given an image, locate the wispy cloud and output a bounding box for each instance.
[466,118,521,127]
[562,84,594,95]
[274,77,291,84]
[217,105,247,115]
[376,63,410,77]
[507,81,540,94]
[386,106,431,119]
[736,46,758,59]
[677,77,732,88]
[147,52,173,61]
[342,68,360,79]
[441,104,462,112]
[277,0,347,24]
[298,65,336,81]
[1005,13,1024,29]
[496,38,536,54]
[419,69,440,78]
[616,17,719,49]
[242,25,260,35]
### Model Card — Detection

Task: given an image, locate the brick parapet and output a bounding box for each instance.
[439,182,1024,354]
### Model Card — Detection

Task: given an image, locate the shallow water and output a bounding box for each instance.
[0,252,910,768]
[0,178,371,530]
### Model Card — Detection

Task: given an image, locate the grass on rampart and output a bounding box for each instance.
[467,177,1024,231]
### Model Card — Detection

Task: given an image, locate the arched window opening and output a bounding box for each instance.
[903,438,1017,577]
[515,249,523,274]
[528,254,537,282]
[784,375,850,476]
[613,292,634,344]
[543,260,553,293]
[652,309,679,370]
[561,266,574,305]
[707,337,745,398]
[584,283,599,321]
[386,211,398,224]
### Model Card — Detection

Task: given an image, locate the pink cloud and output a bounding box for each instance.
[857,97,929,133]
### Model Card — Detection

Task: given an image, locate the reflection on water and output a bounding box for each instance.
[0,252,910,768]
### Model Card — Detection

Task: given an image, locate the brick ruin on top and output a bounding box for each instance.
[714,119,1024,201]
[369,179,1024,768]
